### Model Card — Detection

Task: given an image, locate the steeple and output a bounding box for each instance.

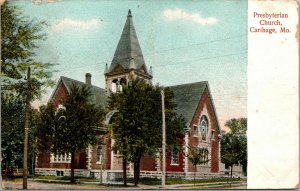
[105,10,152,95]
[108,9,150,76]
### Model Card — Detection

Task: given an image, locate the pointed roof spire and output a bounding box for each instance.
[149,66,153,76]
[128,9,132,17]
[104,63,108,74]
[109,10,150,76]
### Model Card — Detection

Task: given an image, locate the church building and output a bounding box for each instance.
[36,10,222,180]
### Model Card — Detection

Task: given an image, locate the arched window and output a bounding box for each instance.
[111,79,118,93]
[96,146,102,164]
[118,78,127,92]
[201,148,209,165]
[200,115,209,141]
[120,78,127,86]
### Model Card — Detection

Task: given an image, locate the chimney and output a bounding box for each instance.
[85,73,92,85]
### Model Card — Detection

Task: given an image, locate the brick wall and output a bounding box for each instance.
[211,135,220,172]
[90,137,109,170]
[36,82,87,170]
[52,82,68,108]
[140,155,156,171]
[36,151,87,169]
[188,88,220,173]
[166,151,184,172]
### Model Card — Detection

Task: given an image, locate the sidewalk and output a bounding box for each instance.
[166,181,247,189]
[2,178,247,190]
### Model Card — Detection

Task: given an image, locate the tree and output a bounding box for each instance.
[33,102,57,177]
[226,118,247,175]
[1,95,25,178]
[1,94,38,178]
[108,80,185,186]
[1,1,56,177]
[220,118,247,178]
[1,1,56,99]
[225,118,247,135]
[27,108,40,176]
[52,84,105,183]
[188,147,210,186]
[35,103,56,153]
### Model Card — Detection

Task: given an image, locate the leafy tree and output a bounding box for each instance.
[1,1,56,178]
[27,108,40,176]
[1,1,56,99]
[221,118,247,178]
[35,103,56,153]
[1,95,25,178]
[52,84,105,183]
[108,80,185,186]
[225,118,247,135]
[188,147,210,186]
[1,94,38,177]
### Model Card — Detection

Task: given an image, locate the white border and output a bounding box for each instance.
[248,0,299,188]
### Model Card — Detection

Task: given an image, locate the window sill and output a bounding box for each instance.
[170,163,179,166]
[197,164,210,167]
[96,162,102,165]
[50,161,71,164]
[200,140,210,144]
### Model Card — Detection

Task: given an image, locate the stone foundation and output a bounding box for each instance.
[35,168,90,177]
[35,168,243,182]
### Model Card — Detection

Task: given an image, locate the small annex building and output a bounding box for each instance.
[36,10,223,180]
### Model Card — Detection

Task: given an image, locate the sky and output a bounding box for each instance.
[13,0,247,130]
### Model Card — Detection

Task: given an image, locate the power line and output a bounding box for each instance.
[57,34,247,72]
[154,51,247,68]
[146,34,247,55]
[57,51,247,72]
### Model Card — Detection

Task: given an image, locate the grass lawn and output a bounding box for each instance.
[32,175,97,182]
[3,176,246,189]
[166,177,246,185]
[114,177,246,185]
[24,175,246,186]
[2,177,23,182]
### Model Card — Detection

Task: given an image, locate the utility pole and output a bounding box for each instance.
[161,90,166,188]
[23,67,31,189]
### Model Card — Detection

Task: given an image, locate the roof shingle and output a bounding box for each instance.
[50,77,219,132]
[60,76,107,109]
[109,10,149,74]
[168,81,207,124]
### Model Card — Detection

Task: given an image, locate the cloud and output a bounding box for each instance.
[162,8,217,25]
[52,18,101,31]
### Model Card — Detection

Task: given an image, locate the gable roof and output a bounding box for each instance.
[49,77,219,132]
[50,76,107,109]
[109,10,149,75]
[168,81,221,133]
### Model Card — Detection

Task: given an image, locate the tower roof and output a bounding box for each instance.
[109,10,149,74]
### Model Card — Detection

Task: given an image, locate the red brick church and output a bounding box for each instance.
[36,10,222,180]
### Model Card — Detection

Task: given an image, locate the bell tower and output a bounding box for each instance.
[104,10,152,94]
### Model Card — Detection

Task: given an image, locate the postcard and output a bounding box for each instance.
[1,0,298,189]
